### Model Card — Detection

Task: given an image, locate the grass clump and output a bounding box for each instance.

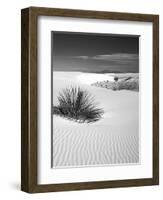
[53,86,104,123]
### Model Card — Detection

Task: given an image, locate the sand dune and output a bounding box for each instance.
[52,71,139,168]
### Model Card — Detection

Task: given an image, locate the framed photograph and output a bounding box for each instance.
[21,7,159,193]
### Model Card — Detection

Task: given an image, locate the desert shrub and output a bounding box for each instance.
[91,78,139,91]
[53,86,104,123]
[115,79,139,91]
[114,76,119,82]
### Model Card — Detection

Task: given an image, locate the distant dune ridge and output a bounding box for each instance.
[52,71,139,168]
[91,73,139,91]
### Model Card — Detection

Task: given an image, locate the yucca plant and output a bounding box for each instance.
[53,86,104,123]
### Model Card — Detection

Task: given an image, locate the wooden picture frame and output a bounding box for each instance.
[21,7,159,193]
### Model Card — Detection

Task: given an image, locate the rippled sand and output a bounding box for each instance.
[52,72,139,168]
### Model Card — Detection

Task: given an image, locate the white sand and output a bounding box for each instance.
[53,72,139,168]
[77,73,115,85]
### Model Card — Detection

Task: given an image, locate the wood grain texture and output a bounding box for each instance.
[152,15,159,185]
[28,6,157,21]
[21,8,30,192]
[21,8,38,193]
[21,7,159,193]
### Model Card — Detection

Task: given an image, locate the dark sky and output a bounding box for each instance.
[52,32,139,56]
[52,32,139,73]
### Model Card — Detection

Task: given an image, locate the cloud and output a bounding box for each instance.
[54,53,139,73]
[90,53,139,66]
[92,53,138,61]
[75,56,89,59]
[70,53,138,63]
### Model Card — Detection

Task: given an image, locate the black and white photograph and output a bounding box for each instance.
[52,31,139,168]
[21,7,159,193]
